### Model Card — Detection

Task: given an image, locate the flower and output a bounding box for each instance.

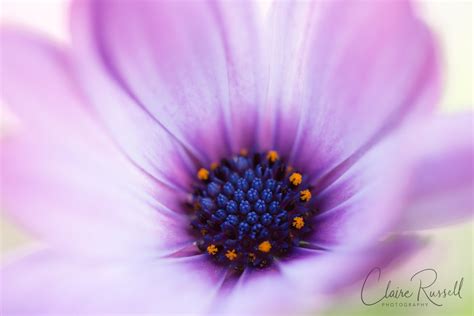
[1,0,472,315]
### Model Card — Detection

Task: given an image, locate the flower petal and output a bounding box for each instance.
[1,250,227,314]
[70,0,265,164]
[68,2,201,192]
[310,113,473,248]
[280,235,425,305]
[214,235,424,315]
[395,113,474,230]
[0,238,424,315]
[308,134,412,249]
[0,28,191,259]
[265,1,440,179]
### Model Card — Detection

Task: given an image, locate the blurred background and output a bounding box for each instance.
[0,0,472,315]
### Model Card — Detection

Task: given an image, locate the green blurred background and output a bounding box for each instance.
[0,1,472,315]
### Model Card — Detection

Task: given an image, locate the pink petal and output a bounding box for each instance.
[0,28,191,259]
[70,0,265,164]
[1,250,226,314]
[1,237,425,314]
[264,1,440,180]
[69,1,200,191]
[308,133,412,249]
[395,113,474,230]
[279,235,425,307]
[215,235,424,315]
[310,113,473,248]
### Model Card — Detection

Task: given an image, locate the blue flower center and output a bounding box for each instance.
[191,150,314,270]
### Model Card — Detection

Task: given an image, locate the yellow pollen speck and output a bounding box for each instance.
[200,229,207,236]
[289,172,302,186]
[210,162,219,171]
[287,166,294,173]
[207,244,218,255]
[225,249,238,261]
[300,189,312,202]
[197,168,209,181]
[239,148,248,156]
[258,241,272,253]
[266,150,279,162]
[293,217,305,230]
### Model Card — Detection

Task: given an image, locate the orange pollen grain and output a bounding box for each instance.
[207,244,218,255]
[300,189,312,202]
[239,148,248,156]
[258,241,272,253]
[225,249,238,261]
[197,168,209,180]
[289,172,302,186]
[292,217,305,229]
[266,150,279,162]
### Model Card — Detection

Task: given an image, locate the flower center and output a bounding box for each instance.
[190,150,314,270]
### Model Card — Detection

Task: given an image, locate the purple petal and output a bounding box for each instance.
[308,131,417,249]
[394,113,474,230]
[1,250,227,314]
[280,235,425,301]
[310,113,473,249]
[214,236,424,315]
[69,1,201,190]
[70,0,265,164]
[1,240,424,315]
[0,28,191,259]
[213,265,307,315]
[264,1,440,179]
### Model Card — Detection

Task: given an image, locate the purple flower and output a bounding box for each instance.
[1,0,472,314]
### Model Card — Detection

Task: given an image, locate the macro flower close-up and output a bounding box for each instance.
[0,0,473,315]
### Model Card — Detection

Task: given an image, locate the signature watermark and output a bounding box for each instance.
[361,267,464,308]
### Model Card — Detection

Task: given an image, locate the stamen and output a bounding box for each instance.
[239,148,249,156]
[266,150,279,163]
[207,244,218,255]
[197,168,209,181]
[225,249,238,261]
[300,189,312,202]
[258,241,272,253]
[292,216,305,229]
[289,172,302,186]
